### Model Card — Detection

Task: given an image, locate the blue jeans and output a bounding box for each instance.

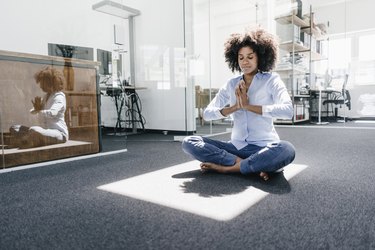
[182,136,295,174]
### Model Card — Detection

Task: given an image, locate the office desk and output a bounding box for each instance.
[105,86,146,134]
[310,89,339,122]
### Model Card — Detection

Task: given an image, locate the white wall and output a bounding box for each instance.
[122,0,193,132]
[0,0,194,132]
[0,0,128,58]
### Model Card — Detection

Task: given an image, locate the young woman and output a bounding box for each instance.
[182,27,296,180]
[9,66,68,149]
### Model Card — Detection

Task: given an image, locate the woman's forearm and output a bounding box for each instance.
[243,104,263,115]
[220,105,239,117]
[220,103,263,117]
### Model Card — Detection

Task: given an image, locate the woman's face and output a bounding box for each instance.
[238,46,258,75]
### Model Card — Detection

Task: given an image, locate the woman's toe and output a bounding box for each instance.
[260,172,269,181]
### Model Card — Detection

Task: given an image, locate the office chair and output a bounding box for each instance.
[322,74,351,122]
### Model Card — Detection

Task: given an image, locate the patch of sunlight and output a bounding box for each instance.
[98,161,308,221]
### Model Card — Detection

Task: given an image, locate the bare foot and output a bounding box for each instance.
[200,162,229,174]
[200,162,269,181]
[259,172,269,181]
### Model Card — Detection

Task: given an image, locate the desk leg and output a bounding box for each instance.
[123,92,145,134]
[114,95,125,135]
[131,95,145,133]
[114,96,121,132]
[315,89,329,125]
[131,95,137,133]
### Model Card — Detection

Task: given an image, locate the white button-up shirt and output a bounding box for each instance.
[203,72,293,149]
[34,91,69,140]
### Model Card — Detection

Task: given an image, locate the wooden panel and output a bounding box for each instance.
[2,140,95,168]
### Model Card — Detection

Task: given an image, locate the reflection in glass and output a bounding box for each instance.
[0,51,100,168]
[8,67,68,149]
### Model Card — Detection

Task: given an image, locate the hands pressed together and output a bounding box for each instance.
[235,79,249,110]
[220,79,262,117]
[32,96,43,112]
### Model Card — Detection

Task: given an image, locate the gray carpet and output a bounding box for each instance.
[0,126,375,249]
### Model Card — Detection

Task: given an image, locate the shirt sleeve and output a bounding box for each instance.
[39,94,66,118]
[262,76,294,119]
[202,82,231,121]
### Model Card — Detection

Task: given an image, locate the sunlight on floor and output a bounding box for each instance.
[98,161,308,221]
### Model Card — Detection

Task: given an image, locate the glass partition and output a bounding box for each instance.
[306,0,375,123]
[0,51,100,168]
[2,0,375,169]
[0,0,131,168]
[187,0,270,135]
[187,0,375,128]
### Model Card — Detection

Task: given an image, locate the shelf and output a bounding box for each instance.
[279,41,310,53]
[275,66,308,74]
[279,42,327,61]
[311,51,328,61]
[275,15,309,28]
[275,16,328,41]
[301,27,328,41]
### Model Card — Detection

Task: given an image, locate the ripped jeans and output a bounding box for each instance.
[182,136,296,174]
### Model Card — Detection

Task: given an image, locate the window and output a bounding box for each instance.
[329,37,351,72]
[356,33,375,85]
[359,34,375,61]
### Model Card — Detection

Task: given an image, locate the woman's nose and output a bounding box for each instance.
[242,60,249,65]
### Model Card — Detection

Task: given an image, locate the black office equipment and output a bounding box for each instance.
[106,85,145,134]
[322,74,351,122]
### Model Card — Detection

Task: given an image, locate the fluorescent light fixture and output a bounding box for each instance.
[92,0,140,19]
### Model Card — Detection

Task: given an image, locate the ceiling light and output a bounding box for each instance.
[92,0,140,19]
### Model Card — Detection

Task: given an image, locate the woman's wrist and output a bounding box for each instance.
[220,105,237,116]
[244,104,263,115]
[231,105,241,113]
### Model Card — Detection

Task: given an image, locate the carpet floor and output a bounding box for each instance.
[0,126,374,249]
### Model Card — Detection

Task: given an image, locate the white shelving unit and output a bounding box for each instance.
[274,6,328,124]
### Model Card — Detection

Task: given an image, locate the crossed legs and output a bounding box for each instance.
[182,136,295,180]
[9,125,65,148]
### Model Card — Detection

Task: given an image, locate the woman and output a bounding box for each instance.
[182,27,296,180]
[9,66,68,149]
